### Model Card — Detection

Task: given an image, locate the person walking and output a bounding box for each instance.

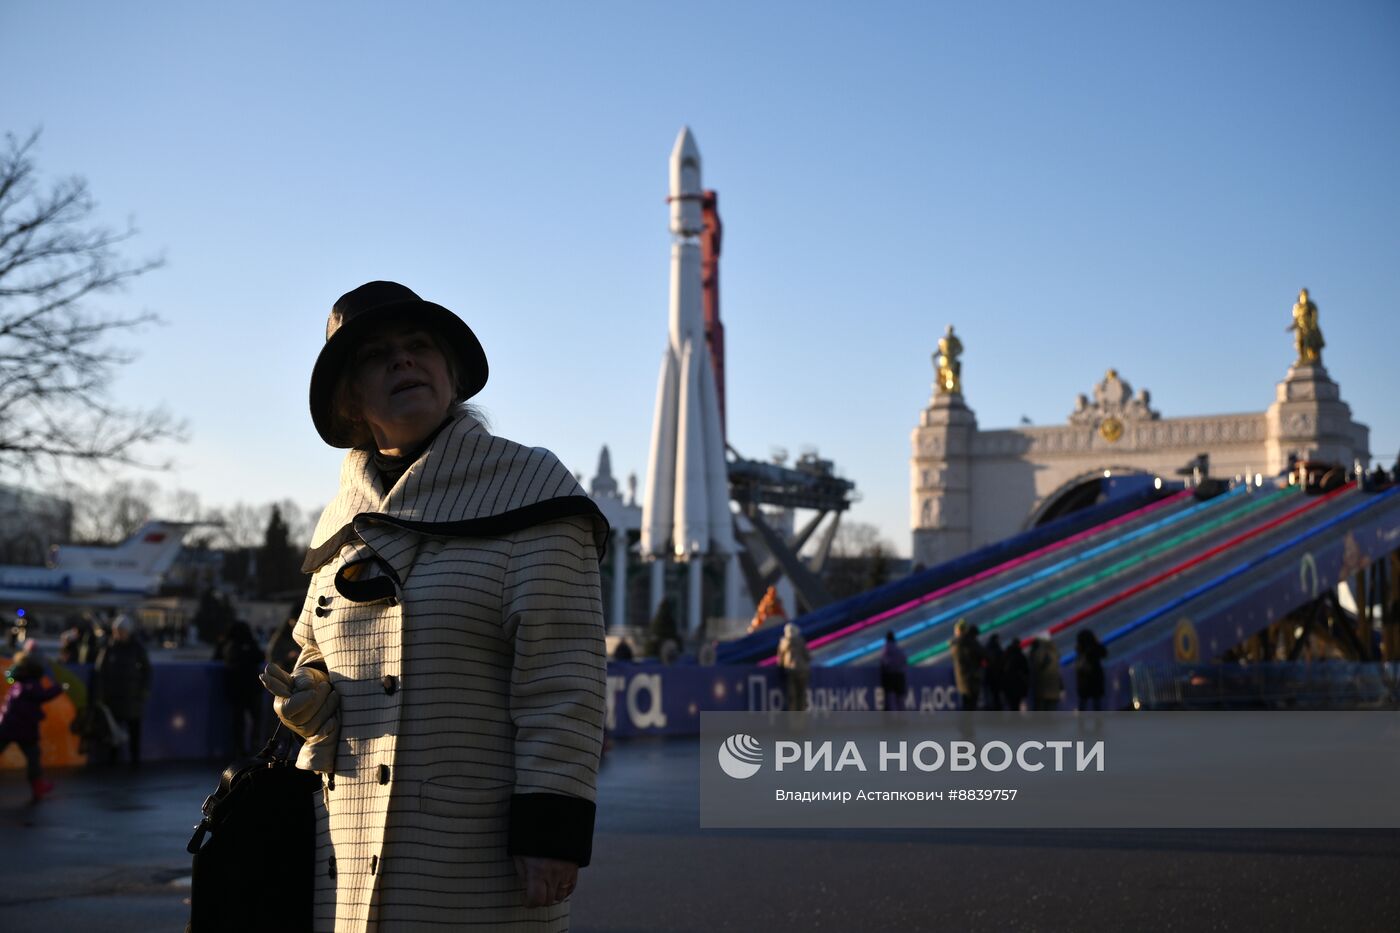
[262,281,610,930]
[777,623,811,712]
[951,619,984,711]
[1029,635,1064,711]
[212,620,265,756]
[879,631,908,711]
[93,616,150,767]
[1001,639,1030,711]
[0,648,66,801]
[1075,629,1109,712]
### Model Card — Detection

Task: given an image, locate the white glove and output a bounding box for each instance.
[260,662,340,773]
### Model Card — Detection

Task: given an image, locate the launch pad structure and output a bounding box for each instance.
[727,447,856,617]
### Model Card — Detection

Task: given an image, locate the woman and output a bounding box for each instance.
[950,619,984,711]
[776,623,810,712]
[263,281,609,931]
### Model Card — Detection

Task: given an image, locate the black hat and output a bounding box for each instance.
[309,281,488,447]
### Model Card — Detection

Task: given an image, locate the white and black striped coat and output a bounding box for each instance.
[293,408,608,932]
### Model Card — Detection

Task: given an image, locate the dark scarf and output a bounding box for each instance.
[370,415,454,489]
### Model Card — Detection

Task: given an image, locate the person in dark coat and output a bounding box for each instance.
[951,619,984,711]
[59,617,101,665]
[1001,640,1030,711]
[1075,629,1109,711]
[0,649,66,801]
[213,620,265,756]
[879,631,908,711]
[265,602,302,673]
[1028,635,1064,711]
[612,639,635,662]
[93,616,151,766]
[982,633,1004,710]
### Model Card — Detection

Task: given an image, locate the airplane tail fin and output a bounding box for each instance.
[112,521,197,576]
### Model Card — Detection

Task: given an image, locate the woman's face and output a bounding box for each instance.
[350,322,455,451]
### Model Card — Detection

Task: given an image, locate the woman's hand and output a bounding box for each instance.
[514,855,578,908]
[260,663,340,772]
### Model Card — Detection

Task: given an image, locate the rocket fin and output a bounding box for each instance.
[673,338,709,559]
[641,346,679,557]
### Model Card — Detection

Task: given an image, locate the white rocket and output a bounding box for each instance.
[642,128,743,635]
[642,127,736,563]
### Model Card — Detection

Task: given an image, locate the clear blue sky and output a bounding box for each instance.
[3,0,1397,555]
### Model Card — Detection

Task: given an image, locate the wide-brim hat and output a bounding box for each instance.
[309,281,489,447]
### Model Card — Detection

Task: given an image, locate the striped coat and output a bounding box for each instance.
[293,408,608,932]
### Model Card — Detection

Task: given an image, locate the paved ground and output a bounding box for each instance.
[2,738,1397,932]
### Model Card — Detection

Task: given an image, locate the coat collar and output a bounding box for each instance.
[302,407,609,575]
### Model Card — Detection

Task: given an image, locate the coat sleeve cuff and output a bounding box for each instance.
[507,793,596,867]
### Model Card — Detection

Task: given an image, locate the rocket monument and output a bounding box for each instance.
[641,127,743,636]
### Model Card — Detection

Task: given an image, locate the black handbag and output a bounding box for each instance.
[186,727,323,932]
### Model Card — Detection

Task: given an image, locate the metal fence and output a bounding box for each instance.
[1129,660,1400,710]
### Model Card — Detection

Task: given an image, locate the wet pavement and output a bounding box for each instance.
[2,738,1397,932]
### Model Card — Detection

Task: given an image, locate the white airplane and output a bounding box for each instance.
[0,520,199,611]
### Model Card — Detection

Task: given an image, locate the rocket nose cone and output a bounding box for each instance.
[670,126,701,182]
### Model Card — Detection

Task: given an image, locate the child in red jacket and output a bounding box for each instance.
[1,650,66,802]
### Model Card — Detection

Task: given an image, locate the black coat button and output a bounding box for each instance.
[328,855,336,878]
[370,854,378,875]
[317,595,332,607]
[378,764,390,785]
[326,775,335,791]
[386,597,399,608]
[381,674,398,695]
[314,606,330,617]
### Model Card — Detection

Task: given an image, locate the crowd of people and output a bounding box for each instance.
[769,619,1111,712]
[0,601,308,805]
[949,621,1108,711]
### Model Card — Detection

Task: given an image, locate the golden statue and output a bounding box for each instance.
[934,324,963,395]
[1287,288,1324,365]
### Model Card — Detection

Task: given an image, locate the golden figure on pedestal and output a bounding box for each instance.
[1287,288,1324,365]
[935,324,963,395]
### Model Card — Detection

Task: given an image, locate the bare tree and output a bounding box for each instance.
[823,521,897,600]
[830,521,887,559]
[0,129,182,474]
[64,477,160,543]
[206,501,271,550]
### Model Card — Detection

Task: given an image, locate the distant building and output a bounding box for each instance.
[587,446,646,630]
[0,484,73,566]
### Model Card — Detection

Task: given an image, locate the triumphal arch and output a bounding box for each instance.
[911,291,1371,567]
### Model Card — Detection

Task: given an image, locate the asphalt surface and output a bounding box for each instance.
[2,737,1397,932]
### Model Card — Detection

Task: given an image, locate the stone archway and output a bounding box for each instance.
[1024,467,1154,529]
